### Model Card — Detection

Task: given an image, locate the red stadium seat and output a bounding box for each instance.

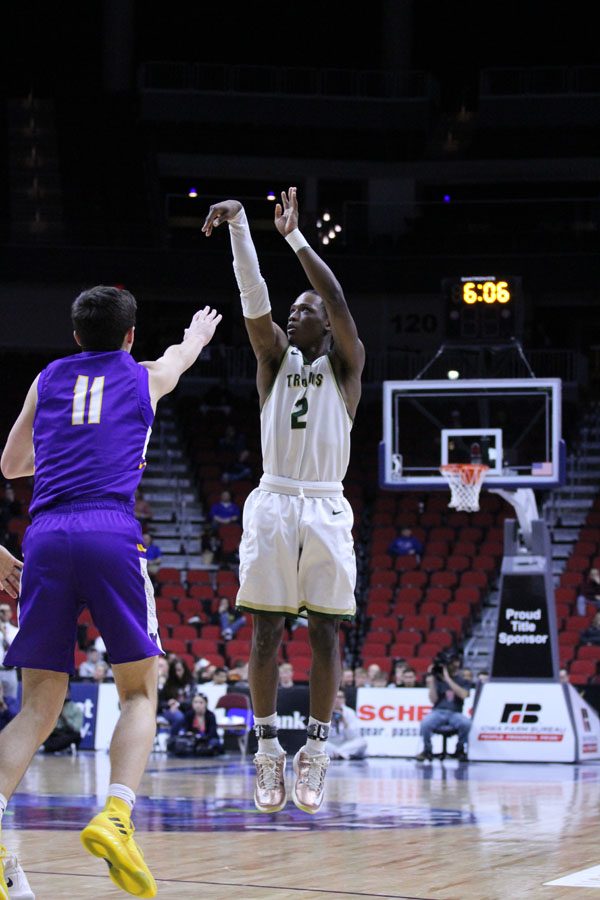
[420,556,445,573]
[156,567,181,584]
[370,569,397,588]
[160,611,183,629]
[188,584,216,601]
[446,555,471,573]
[569,659,598,681]
[420,601,446,618]
[426,630,453,648]
[395,587,423,606]
[394,555,419,571]
[429,571,458,589]
[160,584,187,600]
[399,571,428,588]
[171,625,198,642]
[577,645,600,661]
[186,569,213,584]
[367,586,394,604]
[423,587,452,606]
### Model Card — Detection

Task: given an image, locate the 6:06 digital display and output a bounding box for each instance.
[462,280,511,304]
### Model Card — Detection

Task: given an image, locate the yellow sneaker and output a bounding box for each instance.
[80,798,157,898]
[0,845,9,900]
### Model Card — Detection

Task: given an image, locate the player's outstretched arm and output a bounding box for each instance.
[202,199,287,366]
[142,306,222,409]
[1,375,39,480]
[0,545,23,600]
[275,187,365,380]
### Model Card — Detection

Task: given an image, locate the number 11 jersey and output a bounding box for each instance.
[29,350,154,516]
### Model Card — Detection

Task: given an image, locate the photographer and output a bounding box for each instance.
[415,654,472,762]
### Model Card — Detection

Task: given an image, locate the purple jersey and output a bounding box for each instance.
[29,350,154,516]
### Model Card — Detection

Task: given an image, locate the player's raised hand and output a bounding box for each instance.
[184,306,223,344]
[202,200,243,237]
[274,186,299,237]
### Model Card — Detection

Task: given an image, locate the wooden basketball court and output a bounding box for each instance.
[6,750,600,898]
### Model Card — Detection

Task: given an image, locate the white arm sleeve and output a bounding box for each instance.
[227,207,271,319]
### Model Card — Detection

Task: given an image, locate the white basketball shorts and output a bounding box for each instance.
[236,487,356,619]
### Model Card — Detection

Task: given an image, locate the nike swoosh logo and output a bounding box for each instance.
[332,510,343,515]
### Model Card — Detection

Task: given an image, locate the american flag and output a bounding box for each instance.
[532,461,553,476]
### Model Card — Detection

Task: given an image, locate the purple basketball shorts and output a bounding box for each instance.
[4,501,163,675]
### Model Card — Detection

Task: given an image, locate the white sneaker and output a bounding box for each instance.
[3,854,35,900]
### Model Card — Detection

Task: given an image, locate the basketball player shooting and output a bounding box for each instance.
[202,187,365,814]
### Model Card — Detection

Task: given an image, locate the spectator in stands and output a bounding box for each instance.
[0,485,22,531]
[0,682,18,733]
[159,657,197,733]
[371,672,390,688]
[415,656,471,762]
[577,567,600,615]
[0,599,19,698]
[196,662,217,683]
[581,611,600,646]
[199,522,222,565]
[366,663,383,686]
[387,661,408,687]
[215,596,247,640]
[387,527,423,559]
[161,657,196,705]
[92,661,113,683]
[325,690,367,760]
[167,693,224,757]
[209,490,241,525]
[222,449,253,485]
[354,667,368,688]
[477,670,490,684]
[211,667,229,686]
[42,691,83,753]
[157,655,169,691]
[78,644,102,679]
[395,667,418,688]
[134,488,153,528]
[278,663,295,688]
[341,668,354,688]
[142,532,162,579]
[460,667,474,684]
[559,667,570,684]
[228,658,249,688]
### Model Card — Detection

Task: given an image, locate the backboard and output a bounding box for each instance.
[380,378,565,491]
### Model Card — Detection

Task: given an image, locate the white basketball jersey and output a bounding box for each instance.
[261,347,352,482]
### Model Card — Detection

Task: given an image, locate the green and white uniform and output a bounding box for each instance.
[237,347,356,618]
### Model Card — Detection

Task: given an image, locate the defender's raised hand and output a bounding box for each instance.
[202,200,243,237]
[183,306,223,344]
[274,186,299,237]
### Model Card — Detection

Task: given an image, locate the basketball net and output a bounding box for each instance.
[439,463,489,513]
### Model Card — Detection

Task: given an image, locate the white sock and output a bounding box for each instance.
[0,792,7,823]
[254,713,284,756]
[305,716,331,755]
[107,783,136,811]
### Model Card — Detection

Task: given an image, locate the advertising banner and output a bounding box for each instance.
[356,688,475,757]
[468,681,599,762]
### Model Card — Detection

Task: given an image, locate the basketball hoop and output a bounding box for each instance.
[440,463,489,512]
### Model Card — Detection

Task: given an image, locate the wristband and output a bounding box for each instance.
[285,229,309,253]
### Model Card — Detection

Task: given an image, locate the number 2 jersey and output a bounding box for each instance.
[29,350,154,516]
[260,346,352,484]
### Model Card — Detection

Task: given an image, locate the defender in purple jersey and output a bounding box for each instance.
[0,286,221,898]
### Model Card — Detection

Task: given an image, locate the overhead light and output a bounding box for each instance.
[322,211,331,222]
[447,369,460,380]
[188,188,198,198]
[266,191,276,201]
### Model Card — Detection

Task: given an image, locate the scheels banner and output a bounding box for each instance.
[356,687,475,757]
